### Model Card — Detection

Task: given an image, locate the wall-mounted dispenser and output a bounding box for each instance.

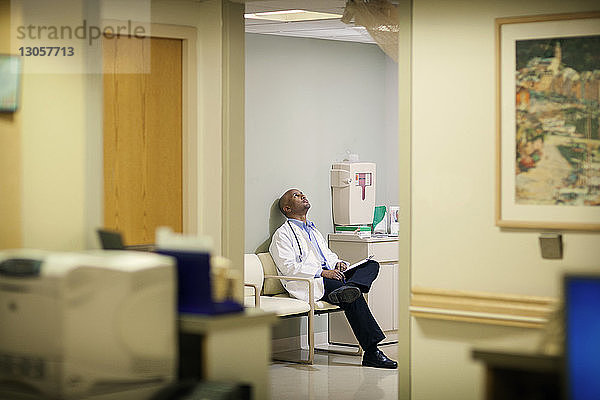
[539,233,563,259]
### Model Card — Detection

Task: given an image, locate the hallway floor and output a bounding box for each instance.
[270,344,398,400]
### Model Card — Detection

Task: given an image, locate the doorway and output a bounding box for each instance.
[103,36,183,245]
[243,1,412,398]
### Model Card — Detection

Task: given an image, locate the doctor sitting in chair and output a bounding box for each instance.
[269,188,397,369]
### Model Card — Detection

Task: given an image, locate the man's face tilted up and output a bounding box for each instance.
[281,189,310,219]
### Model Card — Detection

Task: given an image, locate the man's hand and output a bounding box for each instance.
[334,261,347,272]
[321,269,345,281]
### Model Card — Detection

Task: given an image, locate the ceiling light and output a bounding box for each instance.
[244,10,342,22]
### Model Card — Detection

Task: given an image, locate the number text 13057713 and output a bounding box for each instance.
[18,47,74,56]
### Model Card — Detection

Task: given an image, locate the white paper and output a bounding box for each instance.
[343,255,374,275]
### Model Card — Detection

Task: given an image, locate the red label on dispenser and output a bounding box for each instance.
[355,173,372,200]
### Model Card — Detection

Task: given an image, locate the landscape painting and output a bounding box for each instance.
[514,35,600,207]
[496,12,600,230]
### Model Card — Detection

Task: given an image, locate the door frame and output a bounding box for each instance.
[397,1,413,398]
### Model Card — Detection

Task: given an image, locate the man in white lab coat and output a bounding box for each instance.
[269,188,397,369]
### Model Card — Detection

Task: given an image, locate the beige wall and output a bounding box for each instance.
[0,0,245,272]
[0,0,22,249]
[410,0,600,399]
[221,0,246,283]
[21,72,87,250]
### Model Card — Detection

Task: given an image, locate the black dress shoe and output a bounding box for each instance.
[327,285,361,304]
[362,349,398,369]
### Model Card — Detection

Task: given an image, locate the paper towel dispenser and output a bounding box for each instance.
[331,162,376,226]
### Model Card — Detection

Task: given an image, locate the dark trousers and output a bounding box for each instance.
[320,260,385,351]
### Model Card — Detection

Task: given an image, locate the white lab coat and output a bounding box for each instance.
[269,220,344,302]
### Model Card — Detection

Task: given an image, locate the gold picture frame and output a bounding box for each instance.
[495,12,600,231]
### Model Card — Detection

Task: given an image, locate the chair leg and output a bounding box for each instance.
[307,308,314,364]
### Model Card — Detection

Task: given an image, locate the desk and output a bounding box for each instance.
[179,309,277,400]
[472,337,563,400]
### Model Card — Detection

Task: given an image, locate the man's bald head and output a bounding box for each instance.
[278,189,310,218]
[278,189,296,216]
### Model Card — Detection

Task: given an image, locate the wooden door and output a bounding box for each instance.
[103,36,182,245]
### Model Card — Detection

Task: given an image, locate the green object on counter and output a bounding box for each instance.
[334,225,371,232]
[372,206,386,229]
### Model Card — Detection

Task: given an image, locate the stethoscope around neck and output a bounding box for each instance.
[287,220,303,261]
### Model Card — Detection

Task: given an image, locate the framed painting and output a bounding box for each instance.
[496,12,600,230]
[0,54,22,112]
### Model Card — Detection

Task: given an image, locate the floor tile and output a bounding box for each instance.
[270,344,398,400]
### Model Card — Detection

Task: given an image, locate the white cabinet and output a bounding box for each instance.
[327,234,399,346]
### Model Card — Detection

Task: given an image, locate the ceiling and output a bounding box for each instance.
[244,0,376,44]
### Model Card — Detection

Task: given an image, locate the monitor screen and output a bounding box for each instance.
[97,229,125,250]
[565,275,600,400]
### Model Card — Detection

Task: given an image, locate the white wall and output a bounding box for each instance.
[245,33,398,253]
[411,0,600,398]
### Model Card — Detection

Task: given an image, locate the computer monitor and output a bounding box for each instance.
[564,274,600,400]
[97,229,125,250]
